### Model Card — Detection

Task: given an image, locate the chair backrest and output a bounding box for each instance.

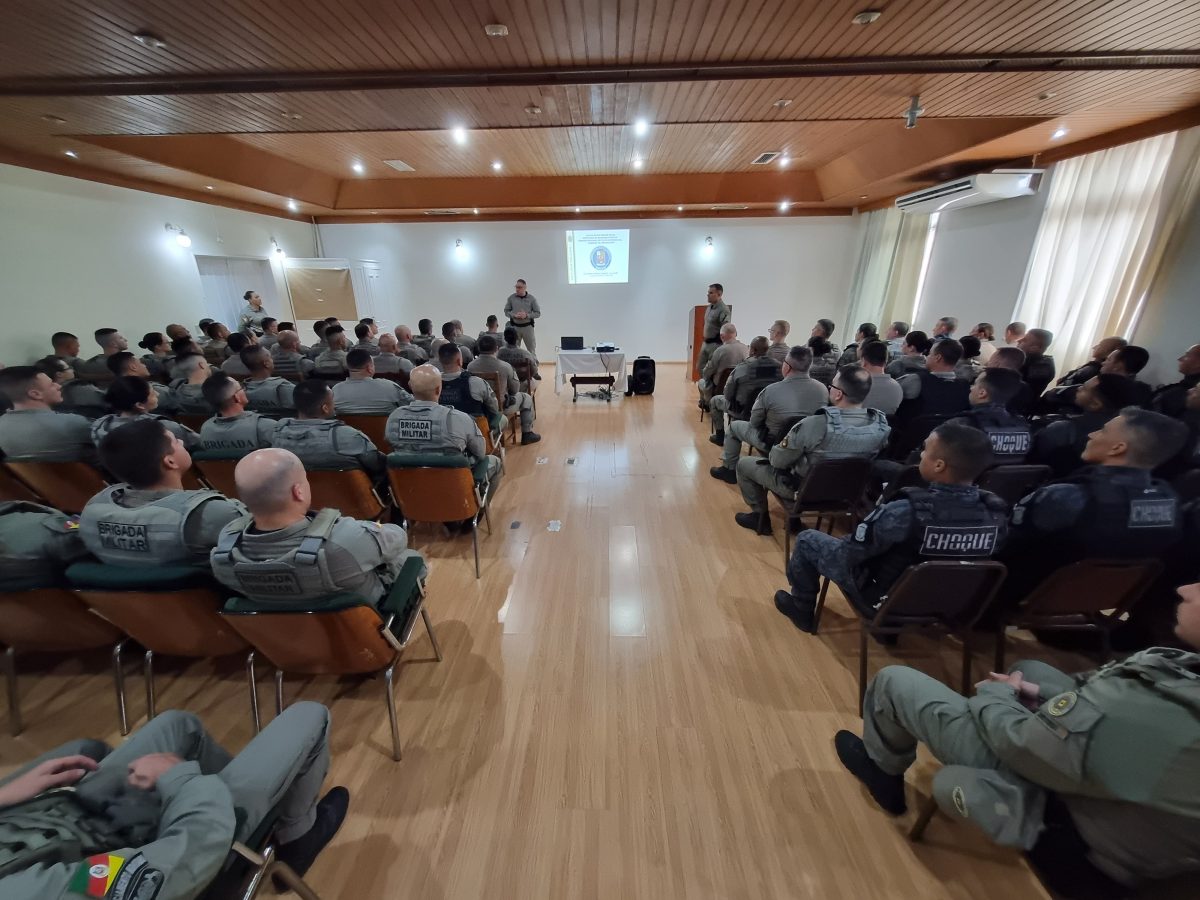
[76,587,248,657]
[307,468,386,520]
[874,560,1008,628]
[3,460,108,514]
[337,414,390,451]
[510,357,534,387]
[388,465,479,523]
[474,370,508,407]
[191,457,239,497]
[473,415,500,455]
[376,370,411,392]
[713,365,735,395]
[0,588,123,651]
[1172,468,1200,502]
[221,602,396,675]
[795,456,874,509]
[888,413,951,461]
[0,463,43,503]
[1015,558,1163,619]
[975,464,1053,507]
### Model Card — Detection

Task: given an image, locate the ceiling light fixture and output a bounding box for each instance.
[205,185,214,190]
[525,105,542,115]
[473,208,480,214]
[484,24,509,37]
[779,201,791,212]
[903,94,924,129]
[703,236,715,257]
[132,30,168,48]
[1052,126,1069,140]
[575,207,581,213]
[860,194,868,200]
[633,118,649,136]
[491,160,503,171]
[851,10,882,25]
[632,157,644,170]
[454,238,468,260]
[271,237,286,259]
[352,162,364,174]
[164,223,191,247]
[773,99,793,109]
[452,126,468,145]
[41,114,66,124]
[677,205,683,211]
[286,199,298,212]
[64,150,79,158]
[282,111,302,120]
[1038,91,1057,101]
[779,156,790,168]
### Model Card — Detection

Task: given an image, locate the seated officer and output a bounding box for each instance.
[1039,336,1127,412]
[468,335,541,445]
[241,345,295,414]
[51,330,85,370]
[708,335,780,444]
[219,332,253,377]
[373,333,416,374]
[414,318,435,352]
[331,349,414,415]
[91,376,201,451]
[270,330,314,377]
[386,365,501,501]
[107,351,177,412]
[699,323,748,406]
[1098,344,1154,407]
[734,365,890,535]
[0,500,89,590]
[167,337,202,380]
[894,338,971,422]
[312,326,349,376]
[169,353,212,414]
[1029,374,1139,478]
[210,448,423,608]
[946,367,1032,464]
[351,322,380,356]
[0,365,96,463]
[775,422,1006,633]
[435,343,503,434]
[34,356,106,419]
[1001,407,1187,600]
[75,328,128,380]
[393,325,429,364]
[257,316,279,350]
[201,321,231,365]
[1151,343,1200,418]
[833,582,1200,899]
[198,372,278,454]
[0,703,347,898]
[497,325,540,388]
[274,380,386,482]
[430,321,474,368]
[710,344,829,483]
[80,419,244,567]
[1017,327,1057,397]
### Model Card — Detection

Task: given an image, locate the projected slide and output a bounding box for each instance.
[565,229,630,284]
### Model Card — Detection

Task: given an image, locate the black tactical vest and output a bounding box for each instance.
[914,371,971,417]
[439,372,486,417]
[731,361,782,416]
[961,404,1032,463]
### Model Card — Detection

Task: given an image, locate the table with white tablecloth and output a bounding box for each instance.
[554,349,627,394]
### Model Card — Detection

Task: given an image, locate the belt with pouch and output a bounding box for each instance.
[508,320,534,328]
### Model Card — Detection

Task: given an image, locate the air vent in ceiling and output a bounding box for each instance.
[751,151,782,165]
[383,159,415,172]
[711,204,750,211]
[423,209,462,216]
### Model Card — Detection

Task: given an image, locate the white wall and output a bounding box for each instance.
[317,216,864,361]
[912,181,1051,336]
[0,164,317,363]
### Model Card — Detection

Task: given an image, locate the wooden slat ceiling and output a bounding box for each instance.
[0,0,1198,218]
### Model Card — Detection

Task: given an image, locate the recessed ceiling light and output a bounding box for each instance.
[491,160,503,171]
[1052,126,1069,140]
[351,162,364,175]
[851,10,882,25]
[452,127,467,145]
[473,208,479,214]
[677,205,683,211]
[205,185,214,190]
[773,99,793,109]
[484,24,509,37]
[131,30,167,48]
[633,118,649,137]
[525,105,542,115]
[632,158,644,170]
[779,156,790,168]
[64,150,78,158]
[282,111,302,120]
[1038,91,1057,101]
[575,207,581,213]
[370,211,378,215]
[41,114,66,124]
[779,200,791,211]
[860,195,868,200]
[286,199,298,212]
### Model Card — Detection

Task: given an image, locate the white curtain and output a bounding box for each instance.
[1014,131,1180,374]
[844,207,932,333]
[194,256,280,330]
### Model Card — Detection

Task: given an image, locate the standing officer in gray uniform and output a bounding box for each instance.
[0,500,88,590]
[198,373,278,454]
[275,381,387,483]
[834,581,1200,899]
[709,336,780,443]
[710,345,829,483]
[0,366,96,463]
[80,419,245,568]
[504,277,541,354]
[240,346,295,415]
[239,290,269,335]
[332,350,413,415]
[697,283,730,377]
[210,449,424,610]
[468,335,541,445]
[774,422,1007,633]
[0,703,347,900]
[386,365,501,500]
[734,366,891,535]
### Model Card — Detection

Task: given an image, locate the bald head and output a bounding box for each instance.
[720,323,737,342]
[409,364,443,401]
[378,333,398,353]
[395,325,413,343]
[234,449,310,518]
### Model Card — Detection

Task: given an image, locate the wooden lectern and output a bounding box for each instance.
[687,304,731,382]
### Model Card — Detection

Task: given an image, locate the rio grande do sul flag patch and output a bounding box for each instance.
[68,853,125,897]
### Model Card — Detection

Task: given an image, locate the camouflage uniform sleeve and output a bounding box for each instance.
[846,499,914,565]
[1010,483,1087,534]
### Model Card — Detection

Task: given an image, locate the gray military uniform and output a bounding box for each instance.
[243,377,295,415]
[862,649,1200,887]
[385,400,501,495]
[468,355,535,431]
[331,377,413,415]
[239,303,268,334]
[503,292,542,353]
[394,342,428,364]
[697,301,731,374]
[767,341,790,364]
[273,418,385,478]
[258,333,278,350]
[498,343,540,387]
[372,353,415,375]
[199,412,277,454]
[221,356,250,377]
[710,354,781,435]
[170,382,210,415]
[429,341,474,369]
[350,339,380,357]
[91,413,201,451]
[898,368,957,400]
[718,373,830,470]
[59,381,107,418]
[700,339,748,393]
[0,408,95,463]
[737,406,890,512]
[0,501,88,590]
[80,485,245,567]
[312,349,348,376]
[269,349,314,378]
[864,373,904,416]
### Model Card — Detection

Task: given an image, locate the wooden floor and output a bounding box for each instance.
[1,363,1069,899]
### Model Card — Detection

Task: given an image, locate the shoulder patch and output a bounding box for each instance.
[1047,691,1078,717]
[68,853,126,897]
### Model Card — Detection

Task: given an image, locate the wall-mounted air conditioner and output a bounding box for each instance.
[895,169,1044,214]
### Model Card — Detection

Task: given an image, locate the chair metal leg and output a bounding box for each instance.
[384,663,402,761]
[472,522,481,579]
[421,607,443,661]
[4,646,21,737]
[812,577,832,634]
[271,860,323,900]
[994,627,1006,673]
[144,649,156,721]
[247,651,261,733]
[858,623,870,717]
[909,795,939,842]
[112,639,129,736]
[235,841,273,900]
[274,670,285,716]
